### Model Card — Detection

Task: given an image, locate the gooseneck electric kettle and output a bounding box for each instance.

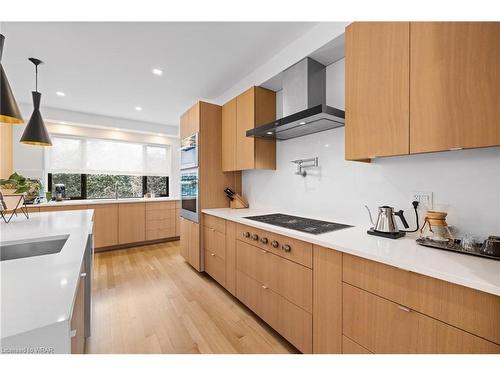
[365,205,410,239]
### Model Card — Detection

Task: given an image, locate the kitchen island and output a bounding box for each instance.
[1,210,94,354]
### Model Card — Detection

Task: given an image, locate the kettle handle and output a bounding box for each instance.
[364,205,375,226]
[395,210,410,229]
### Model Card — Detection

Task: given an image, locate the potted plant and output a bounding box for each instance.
[0,172,42,203]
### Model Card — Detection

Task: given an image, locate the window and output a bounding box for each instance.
[46,136,171,199]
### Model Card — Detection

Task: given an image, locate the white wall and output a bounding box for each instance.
[243,59,500,238]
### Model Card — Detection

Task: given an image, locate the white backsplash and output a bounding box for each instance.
[242,59,500,239]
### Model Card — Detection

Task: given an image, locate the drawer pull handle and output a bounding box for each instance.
[70,329,77,338]
[210,228,215,232]
[282,244,291,252]
[261,250,267,254]
[210,253,215,257]
[271,240,279,248]
[251,234,259,241]
[260,237,268,244]
[80,272,87,278]
[243,231,250,238]
[261,285,268,289]
[397,305,411,313]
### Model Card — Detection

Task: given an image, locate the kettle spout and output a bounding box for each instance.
[364,205,375,226]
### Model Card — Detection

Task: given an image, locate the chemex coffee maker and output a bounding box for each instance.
[365,205,412,239]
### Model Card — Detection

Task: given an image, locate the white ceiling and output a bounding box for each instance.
[0,22,318,128]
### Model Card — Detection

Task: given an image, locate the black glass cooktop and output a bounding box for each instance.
[244,213,352,235]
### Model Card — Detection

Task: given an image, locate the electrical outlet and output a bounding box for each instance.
[412,191,433,209]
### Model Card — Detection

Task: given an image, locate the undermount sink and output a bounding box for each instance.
[0,235,69,261]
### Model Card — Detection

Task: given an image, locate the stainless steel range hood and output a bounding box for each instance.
[247,57,344,141]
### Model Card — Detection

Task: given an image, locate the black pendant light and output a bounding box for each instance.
[20,57,52,146]
[0,34,23,125]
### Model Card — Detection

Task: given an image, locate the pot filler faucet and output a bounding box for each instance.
[291,157,319,177]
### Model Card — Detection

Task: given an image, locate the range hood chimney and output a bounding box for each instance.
[247,57,345,140]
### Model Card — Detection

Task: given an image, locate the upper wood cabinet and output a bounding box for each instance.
[180,102,200,139]
[345,22,500,161]
[410,22,500,153]
[222,86,276,171]
[345,22,410,161]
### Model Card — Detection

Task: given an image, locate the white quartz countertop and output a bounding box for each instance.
[0,210,94,339]
[31,196,179,207]
[202,208,500,296]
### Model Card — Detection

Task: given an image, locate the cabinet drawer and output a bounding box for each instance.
[203,226,226,259]
[343,254,500,344]
[236,270,312,353]
[205,250,225,286]
[146,209,175,221]
[342,336,371,354]
[236,240,312,312]
[147,218,174,231]
[343,283,500,354]
[146,227,175,241]
[203,214,226,234]
[236,224,312,268]
[146,201,176,211]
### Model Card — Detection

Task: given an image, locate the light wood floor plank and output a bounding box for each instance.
[85,241,297,354]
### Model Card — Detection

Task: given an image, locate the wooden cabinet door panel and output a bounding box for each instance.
[175,208,180,237]
[188,220,201,271]
[204,250,225,286]
[203,226,226,259]
[118,203,145,244]
[225,221,237,296]
[236,240,312,312]
[345,22,410,160]
[343,283,500,354]
[236,87,255,170]
[313,245,342,353]
[180,217,190,261]
[342,336,372,354]
[71,267,85,354]
[222,98,237,171]
[343,253,500,344]
[93,204,118,248]
[410,22,500,153]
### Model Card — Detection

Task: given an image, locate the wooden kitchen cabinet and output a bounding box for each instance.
[345,22,410,161]
[343,283,500,354]
[93,204,119,248]
[180,217,201,271]
[222,86,276,171]
[146,201,176,240]
[410,22,500,153]
[313,245,342,353]
[39,204,88,212]
[71,265,86,354]
[118,203,145,244]
[225,221,237,295]
[346,22,500,161]
[180,102,200,140]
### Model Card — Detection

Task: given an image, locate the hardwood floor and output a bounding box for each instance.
[85,241,298,354]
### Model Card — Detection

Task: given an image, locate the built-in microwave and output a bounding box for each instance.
[180,133,198,170]
[180,167,199,222]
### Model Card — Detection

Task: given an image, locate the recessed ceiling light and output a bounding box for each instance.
[59,121,67,125]
[299,121,306,125]
[135,106,143,111]
[114,128,120,131]
[152,68,163,76]
[266,131,273,135]
[56,91,66,97]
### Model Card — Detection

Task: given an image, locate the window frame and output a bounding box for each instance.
[48,173,169,200]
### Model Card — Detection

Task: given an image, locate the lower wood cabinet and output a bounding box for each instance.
[236,270,312,353]
[313,245,342,353]
[93,204,119,248]
[342,335,371,354]
[146,201,176,240]
[343,283,500,354]
[118,203,145,244]
[39,204,88,212]
[180,217,201,271]
[70,264,86,354]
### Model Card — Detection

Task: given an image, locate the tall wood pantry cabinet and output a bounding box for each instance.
[345,22,500,161]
